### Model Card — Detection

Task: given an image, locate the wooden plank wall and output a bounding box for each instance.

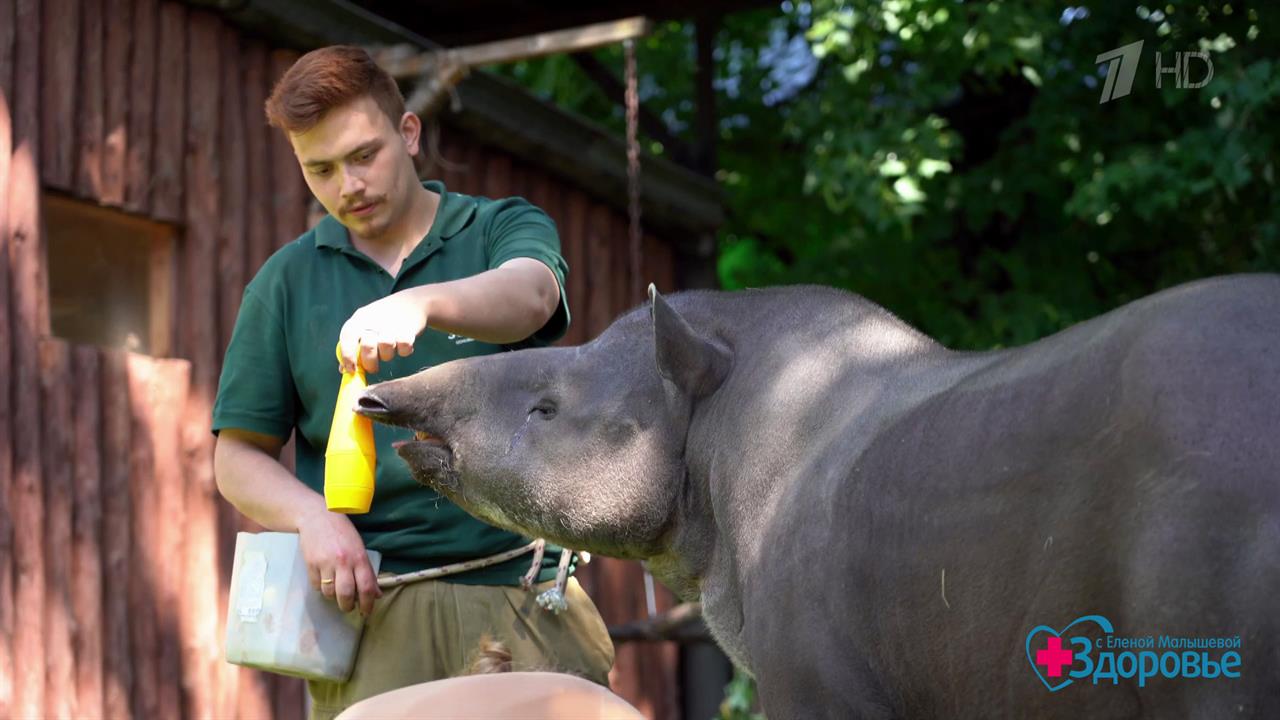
[0,0,688,717]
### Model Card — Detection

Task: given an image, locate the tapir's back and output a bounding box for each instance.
[748,274,1280,719]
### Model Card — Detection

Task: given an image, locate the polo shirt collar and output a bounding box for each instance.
[313,180,477,253]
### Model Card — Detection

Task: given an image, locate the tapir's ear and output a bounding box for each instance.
[649,284,730,398]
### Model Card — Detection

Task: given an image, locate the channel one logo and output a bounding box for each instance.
[1095,40,1214,104]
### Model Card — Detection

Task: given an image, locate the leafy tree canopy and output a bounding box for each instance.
[494,2,1279,349]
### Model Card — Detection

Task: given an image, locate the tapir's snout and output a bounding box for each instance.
[356,382,461,490]
[355,383,450,439]
[354,389,395,422]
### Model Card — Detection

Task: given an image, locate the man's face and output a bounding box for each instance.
[290,95,420,241]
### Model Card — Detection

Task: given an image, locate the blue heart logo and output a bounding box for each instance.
[1025,614,1114,692]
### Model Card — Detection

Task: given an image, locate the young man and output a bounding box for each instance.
[212,46,614,719]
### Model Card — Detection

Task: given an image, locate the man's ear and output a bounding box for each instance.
[400,111,422,156]
[649,284,731,399]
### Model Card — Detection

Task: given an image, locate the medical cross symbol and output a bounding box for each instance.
[1035,636,1075,677]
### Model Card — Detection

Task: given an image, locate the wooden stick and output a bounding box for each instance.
[375,17,653,80]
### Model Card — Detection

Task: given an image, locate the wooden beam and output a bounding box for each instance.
[375,17,653,79]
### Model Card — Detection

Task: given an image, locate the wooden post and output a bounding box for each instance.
[0,5,15,711]
[125,0,158,214]
[100,0,132,205]
[8,2,45,708]
[40,0,79,190]
[12,0,39,151]
[100,349,133,720]
[0,0,12,99]
[215,22,248,720]
[151,1,186,221]
[40,339,77,720]
[152,357,188,720]
[71,346,105,720]
[243,41,274,276]
[561,190,589,346]
[218,24,247,358]
[76,0,104,199]
[237,45,280,718]
[269,49,306,249]
[127,355,160,720]
[182,13,224,719]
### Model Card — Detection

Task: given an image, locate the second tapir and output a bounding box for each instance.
[357,275,1280,719]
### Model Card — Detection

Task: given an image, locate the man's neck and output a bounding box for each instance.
[350,182,439,276]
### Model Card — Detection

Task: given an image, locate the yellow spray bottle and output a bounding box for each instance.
[324,342,376,514]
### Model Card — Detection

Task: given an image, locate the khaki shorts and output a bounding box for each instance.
[308,576,615,720]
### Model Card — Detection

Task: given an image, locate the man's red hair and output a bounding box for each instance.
[265,45,406,134]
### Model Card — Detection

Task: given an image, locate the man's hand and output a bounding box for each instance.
[337,258,559,374]
[296,504,382,616]
[338,288,431,373]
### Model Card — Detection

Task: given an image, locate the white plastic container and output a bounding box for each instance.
[224,531,381,682]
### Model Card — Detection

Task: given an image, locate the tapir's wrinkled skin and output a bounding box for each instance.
[359,274,1280,719]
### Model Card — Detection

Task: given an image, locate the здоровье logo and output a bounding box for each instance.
[1026,615,1242,691]
[1094,40,1214,104]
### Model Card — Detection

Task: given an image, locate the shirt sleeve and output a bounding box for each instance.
[211,286,297,439]
[484,197,571,348]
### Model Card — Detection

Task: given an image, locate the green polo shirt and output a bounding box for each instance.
[212,180,571,583]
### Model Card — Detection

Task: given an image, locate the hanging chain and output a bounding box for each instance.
[625,38,659,617]
[624,39,644,303]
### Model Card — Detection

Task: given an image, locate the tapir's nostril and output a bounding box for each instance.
[356,391,391,418]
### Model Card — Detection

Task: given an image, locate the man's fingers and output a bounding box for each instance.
[337,332,357,373]
[334,566,358,613]
[359,342,380,374]
[320,568,337,599]
[354,560,381,617]
[308,564,321,592]
[377,339,395,362]
[396,339,414,357]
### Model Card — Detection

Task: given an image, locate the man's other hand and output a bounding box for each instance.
[297,505,383,616]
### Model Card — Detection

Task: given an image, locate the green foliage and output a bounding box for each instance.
[492,2,1280,349]
[718,667,765,720]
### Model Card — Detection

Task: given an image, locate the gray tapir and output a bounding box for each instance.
[357,274,1280,719]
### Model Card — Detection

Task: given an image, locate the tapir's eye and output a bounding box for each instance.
[529,400,557,419]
